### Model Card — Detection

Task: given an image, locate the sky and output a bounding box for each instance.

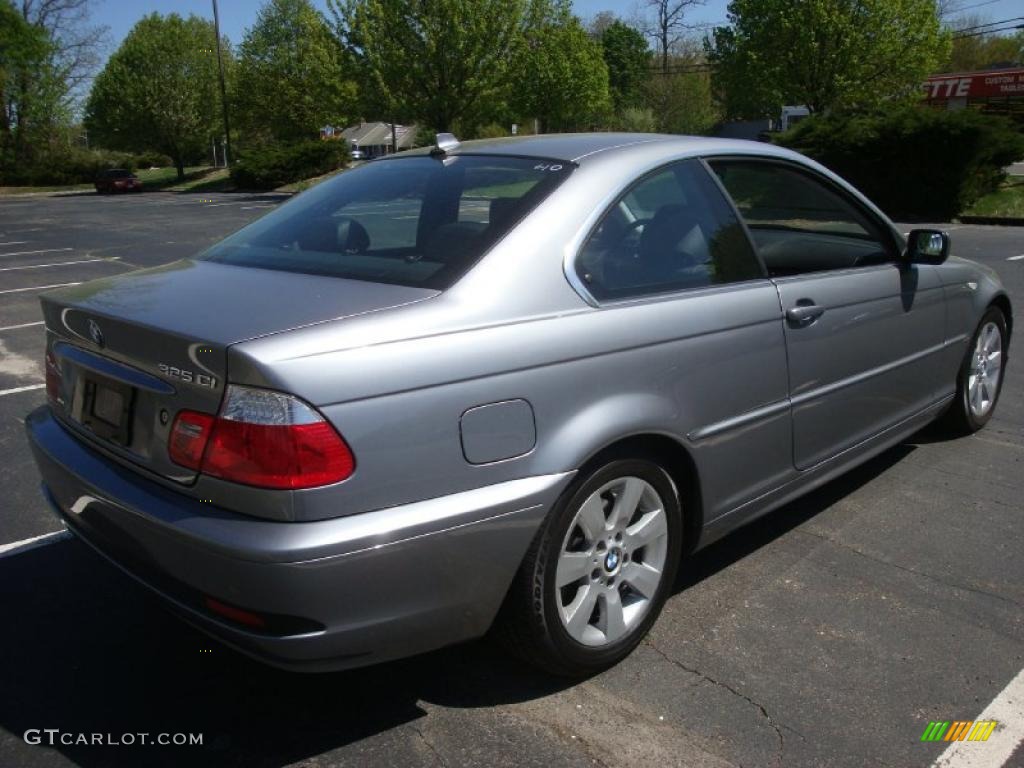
[86,0,1024,60]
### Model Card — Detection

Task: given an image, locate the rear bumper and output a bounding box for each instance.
[25,406,571,671]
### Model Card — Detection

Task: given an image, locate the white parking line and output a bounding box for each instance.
[0,383,45,397]
[0,247,72,258]
[1007,254,1024,261]
[241,205,274,210]
[0,241,28,246]
[0,321,44,332]
[932,667,1024,768]
[0,530,69,558]
[0,257,116,272]
[0,281,80,295]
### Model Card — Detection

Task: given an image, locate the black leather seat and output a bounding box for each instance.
[605,204,704,290]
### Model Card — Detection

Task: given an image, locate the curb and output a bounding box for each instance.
[0,189,94,199]
[957,215,1024,226]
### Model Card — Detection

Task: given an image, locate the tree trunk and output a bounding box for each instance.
[175,157,185,180]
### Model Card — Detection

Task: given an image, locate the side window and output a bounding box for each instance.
[709,160,896,277]
[576,159,764,302]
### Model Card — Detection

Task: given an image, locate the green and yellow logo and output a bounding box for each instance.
[921,720,998,742]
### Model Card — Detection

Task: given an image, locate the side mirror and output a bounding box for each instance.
[905,229,950,265]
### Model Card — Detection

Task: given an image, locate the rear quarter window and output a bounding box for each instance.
[576,158,764,302]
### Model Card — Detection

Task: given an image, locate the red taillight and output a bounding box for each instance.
[168,386,354,489]
[45,350,61,405]
[169,410,215,470]
[202,419,352,489]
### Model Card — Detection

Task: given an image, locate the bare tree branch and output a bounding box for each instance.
[20,0,109,112]
[641,0,706,73]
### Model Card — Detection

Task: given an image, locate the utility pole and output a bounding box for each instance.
[211,0,232,166]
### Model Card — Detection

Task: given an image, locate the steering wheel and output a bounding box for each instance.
[622,217,650,238]
[609,217,651,258]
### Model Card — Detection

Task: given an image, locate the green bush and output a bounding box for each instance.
[231,140,349,190]
[776,106,1024,221]
[1,148,138,186]
[133,150,173,168]
[617,107,658,133]
[474,123,509,139]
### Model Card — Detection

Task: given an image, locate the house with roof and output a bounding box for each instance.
[323,121,418,158]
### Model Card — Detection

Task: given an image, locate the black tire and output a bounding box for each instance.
[496,457,682,677]
[939,306,1008,435]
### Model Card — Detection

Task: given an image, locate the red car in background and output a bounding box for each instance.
[95,169,142,193]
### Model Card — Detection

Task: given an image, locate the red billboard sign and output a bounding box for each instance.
[924,68,1024,100]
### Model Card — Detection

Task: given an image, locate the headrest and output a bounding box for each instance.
[337,218,370,254]
[488,197,519,230]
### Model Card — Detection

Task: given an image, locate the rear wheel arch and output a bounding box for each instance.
[575,433,703,555]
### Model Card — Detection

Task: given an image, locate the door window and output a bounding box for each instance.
[708,160,896,277]
[576,159,764,301]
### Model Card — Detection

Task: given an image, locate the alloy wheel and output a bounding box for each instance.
[556,476,669,647]
[968,321,1003,418]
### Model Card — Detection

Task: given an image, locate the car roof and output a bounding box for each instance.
[394,132,798,165]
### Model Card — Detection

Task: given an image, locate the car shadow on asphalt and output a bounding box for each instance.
[0,444,914,767]
[674,443,915,594]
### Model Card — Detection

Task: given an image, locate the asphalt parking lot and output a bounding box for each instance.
[0,192,1022,768]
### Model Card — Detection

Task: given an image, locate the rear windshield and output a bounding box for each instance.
[102,169,132,178]
[200,155,574,289]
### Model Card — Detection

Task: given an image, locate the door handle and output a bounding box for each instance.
[785,303,825,325]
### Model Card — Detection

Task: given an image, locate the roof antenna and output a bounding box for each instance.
[431,132,460,156]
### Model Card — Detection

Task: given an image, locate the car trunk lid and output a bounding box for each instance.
[40,259,438,483]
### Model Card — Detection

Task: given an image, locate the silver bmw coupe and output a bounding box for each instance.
[26,133,1011,675]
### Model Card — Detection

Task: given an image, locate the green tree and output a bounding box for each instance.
[588,10,618,38]
[20,0,108,99]
[512,0,611,132]
[1,0,104,181]
[234,0,356,145]
[85,13,226,179]
[1,2,51,176]
[330,0,527,132]
[644,68,719,134]
[601,20,651,112]
[707,0,951,117]
[941,21,1023,73]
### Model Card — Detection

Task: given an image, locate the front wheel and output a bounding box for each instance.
[497,457,682,676]
[940,307,1008,434]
